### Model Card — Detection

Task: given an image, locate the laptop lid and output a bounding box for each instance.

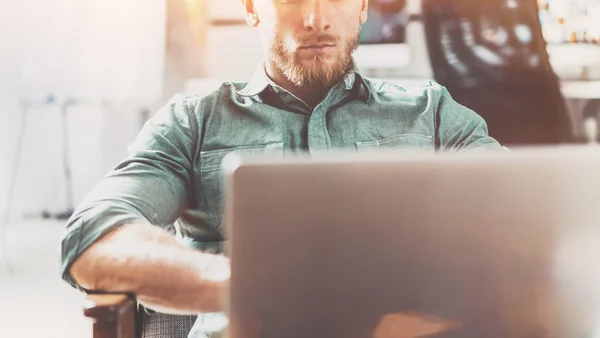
[222,146,600,338]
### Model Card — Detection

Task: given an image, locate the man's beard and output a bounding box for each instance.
[270,29,360,88]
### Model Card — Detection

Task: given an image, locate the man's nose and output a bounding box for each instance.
[303,0,331,32]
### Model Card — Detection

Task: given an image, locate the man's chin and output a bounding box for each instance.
[299,54,336,67]
[300,58,341,74]
[282,55,351,87]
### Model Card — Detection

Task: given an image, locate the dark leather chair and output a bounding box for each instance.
[422,0,573,145]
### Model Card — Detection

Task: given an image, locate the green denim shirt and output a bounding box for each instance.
[59,64,502,336]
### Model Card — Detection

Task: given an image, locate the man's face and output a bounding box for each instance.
[246,0,369,88]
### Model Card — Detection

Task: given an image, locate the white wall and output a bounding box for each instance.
[0,2,24,222]
[21,0,166,103]
[203,0,262,80]
[1,0,166,221]
[204,26,264,81]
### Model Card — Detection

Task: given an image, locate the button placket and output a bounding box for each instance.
[307,87,342,153]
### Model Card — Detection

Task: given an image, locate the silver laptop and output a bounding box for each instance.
[222,146,600,338]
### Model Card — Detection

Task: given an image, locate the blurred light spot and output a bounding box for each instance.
[515,24,533,43]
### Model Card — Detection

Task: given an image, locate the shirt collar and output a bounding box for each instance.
[235,62,272,97]
[236,59,372,102]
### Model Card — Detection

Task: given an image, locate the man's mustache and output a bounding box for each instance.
[297,34,339,46]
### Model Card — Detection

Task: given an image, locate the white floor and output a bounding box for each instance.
[0,220,90,338]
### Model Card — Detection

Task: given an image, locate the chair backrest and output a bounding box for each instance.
[421,0,573,145]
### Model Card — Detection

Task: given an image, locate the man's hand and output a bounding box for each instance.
[372,312,461,338]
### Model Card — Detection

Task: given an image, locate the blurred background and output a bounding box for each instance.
[2,0,600,336]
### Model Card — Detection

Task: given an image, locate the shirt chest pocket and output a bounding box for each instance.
[197,142,285,230]
[355,134,434,153]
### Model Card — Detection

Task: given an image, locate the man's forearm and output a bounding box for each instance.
[69,223,230,315]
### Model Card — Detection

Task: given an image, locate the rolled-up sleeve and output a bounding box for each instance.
[60,93,200,290]
[434,85,506,151]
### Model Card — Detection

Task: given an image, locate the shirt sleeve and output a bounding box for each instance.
[59,93,200,291]
[434,84,507,151]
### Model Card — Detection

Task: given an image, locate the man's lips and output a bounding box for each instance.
[299,44,336,53]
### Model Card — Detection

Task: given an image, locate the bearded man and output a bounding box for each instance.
[59,0,503,337]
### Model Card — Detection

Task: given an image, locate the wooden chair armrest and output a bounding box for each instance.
[83,293,137,338]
